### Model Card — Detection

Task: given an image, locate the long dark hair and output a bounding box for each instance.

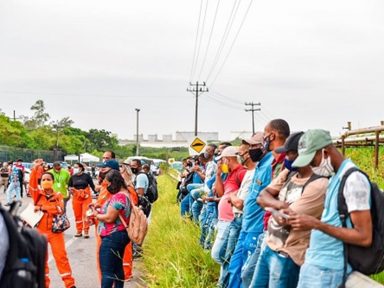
[105,170,127,194]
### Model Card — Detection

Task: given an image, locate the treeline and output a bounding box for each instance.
[0,100,189,160]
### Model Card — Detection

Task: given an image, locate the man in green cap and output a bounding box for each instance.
[287,129,372,288]
[50,161,71,212]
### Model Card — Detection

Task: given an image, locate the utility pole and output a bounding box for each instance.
[245,102,261,135]
[135,108,140,156]
[187,81,208,136]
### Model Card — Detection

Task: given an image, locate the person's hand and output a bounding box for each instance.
[287,211,320,231]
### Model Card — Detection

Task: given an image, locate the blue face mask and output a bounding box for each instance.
[284,159,297,172]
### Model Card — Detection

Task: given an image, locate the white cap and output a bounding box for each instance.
[216,146,239,160]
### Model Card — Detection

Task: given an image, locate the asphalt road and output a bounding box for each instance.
[0,189,146,288]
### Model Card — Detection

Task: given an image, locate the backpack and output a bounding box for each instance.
[0,203,47,288]
[338,167,384,276]
[141,172,158,203]
[119,200,148,246]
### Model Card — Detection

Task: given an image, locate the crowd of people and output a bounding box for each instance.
[0,150,154,288]
[177,119,374,288]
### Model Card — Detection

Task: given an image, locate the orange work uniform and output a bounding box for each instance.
[95,181,138,282]
[35,190,75,288]
[29,164,44,201]
[72,187,92,235]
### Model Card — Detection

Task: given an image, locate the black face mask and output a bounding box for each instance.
[263,137,271,152]
[98,171,107,184]
[131,168,138,175]
[249,148,264,162]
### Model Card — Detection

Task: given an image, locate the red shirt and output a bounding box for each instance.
[218,164,247,221]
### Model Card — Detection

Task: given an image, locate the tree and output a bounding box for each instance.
[31,99,50,127]
[87,129,118,152]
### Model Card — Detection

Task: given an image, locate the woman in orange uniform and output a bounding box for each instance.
[29,158,44,201]
[68,163,96,238]
[34,172,76,288]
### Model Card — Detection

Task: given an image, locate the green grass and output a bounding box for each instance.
[143,175,219,287]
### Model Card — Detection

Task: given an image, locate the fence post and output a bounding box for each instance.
[374,131,379,169]
[341,136,346,156]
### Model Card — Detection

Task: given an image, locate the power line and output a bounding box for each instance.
[187,81,209,136]
[210,0,254,88]
[189,0,204,82]
[205,0,242,82]
[208,92,244,109]
[193,0,210,81]
[197,0,221,80]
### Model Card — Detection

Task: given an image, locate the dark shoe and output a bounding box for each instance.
[74,233,82,238]
[84,233,89,239]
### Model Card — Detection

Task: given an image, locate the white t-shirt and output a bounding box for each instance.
[233,168,255,214]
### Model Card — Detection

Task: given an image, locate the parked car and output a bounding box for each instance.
[124,156,158,175]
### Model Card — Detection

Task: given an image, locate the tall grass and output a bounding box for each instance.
[143,175,219,287]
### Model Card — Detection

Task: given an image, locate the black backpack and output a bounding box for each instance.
[137,172,158,204]
[338,167,384,276]
[0,202,47,288]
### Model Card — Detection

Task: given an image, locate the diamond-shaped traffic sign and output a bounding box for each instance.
[190,137,206,153]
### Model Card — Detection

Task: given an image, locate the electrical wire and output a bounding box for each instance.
[197,0,221,81]
[205,0,242,82]
[189,0,204,82]
[209,0,254,88]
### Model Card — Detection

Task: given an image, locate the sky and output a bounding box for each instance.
[0,0,383,141]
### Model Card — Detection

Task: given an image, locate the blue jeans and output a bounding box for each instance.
[180,193,191,217]
[241,231,266,287]
[203,204,218,249]
[297,263,345,288]
[250,245,300,288]
[227,230,261,288]
[99,230,130,288]
[211,220,231,265]
[6,181,20,204]
[218,215,242,288]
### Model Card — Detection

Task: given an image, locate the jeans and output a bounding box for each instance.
[211,220,231,265]
[180,193,192,217]
[297,263,345,288]
[250,245,300,288]
[242,231,266,287]
[99,230,130,288]
[6,181,21,204]
[218,215,242,288]
[203,204,218,249]
[227,230,262,288]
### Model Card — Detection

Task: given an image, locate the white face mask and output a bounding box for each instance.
[73,168,80,174]
[311,149,334,177]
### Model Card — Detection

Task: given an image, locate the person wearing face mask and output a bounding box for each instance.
[251,131,328,288]
[287,129,372,288]
[228,120,290,288]
[35,172,76,288]
[68,163,96,238]
[215,133,261,287]
[49,162,71,212]
[211,146,247,279]
[93,170,131,288]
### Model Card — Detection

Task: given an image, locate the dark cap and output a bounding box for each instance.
[97,159,119,170]
[53,161,61,167]
[275,131,304,154]
[16,158,23,162]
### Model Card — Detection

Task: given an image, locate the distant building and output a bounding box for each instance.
[175,131,219,142]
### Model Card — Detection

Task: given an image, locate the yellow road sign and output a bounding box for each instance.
[190,137,206,153]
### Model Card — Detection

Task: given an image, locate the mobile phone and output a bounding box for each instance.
[265,207,290,219]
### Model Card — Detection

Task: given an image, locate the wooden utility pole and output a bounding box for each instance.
[245,102,261,135]
[187,82,208,136]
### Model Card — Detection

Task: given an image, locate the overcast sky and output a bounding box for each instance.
[0,0,383,141]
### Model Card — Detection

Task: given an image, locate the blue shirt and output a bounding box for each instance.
[135,173,149,193]
[192,171,203,184]
[305,159,370,270]
[242,152,273,233]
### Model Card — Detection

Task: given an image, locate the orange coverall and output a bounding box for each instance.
[35,191,75,288]
[72,187,92,235]
[95,182,138,281]
[29,164,44,202]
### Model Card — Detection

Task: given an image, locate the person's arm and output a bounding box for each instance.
[37,194,64,215]
[257,170,289,209]
[230,193,243,210]
[96,205,120,223]
[288,210,372,247]
[87,174,96,193]
[215,166,224,197]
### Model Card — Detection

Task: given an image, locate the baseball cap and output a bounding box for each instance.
[97,159,120,170]
[53,161,61,167]
[275,131,304,154]
[216,146,239,160]
[242,132,264,146]
[292,129,332,168]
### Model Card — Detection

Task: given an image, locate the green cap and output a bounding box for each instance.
[292,129,332,167]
